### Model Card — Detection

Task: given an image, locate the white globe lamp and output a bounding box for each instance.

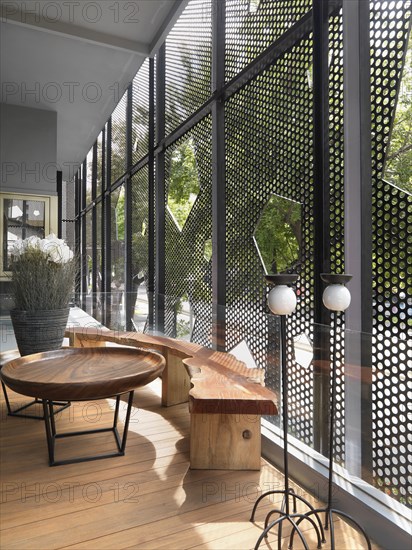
[267,285,297,315]
[320,274,352,312]
[265,273,298,313]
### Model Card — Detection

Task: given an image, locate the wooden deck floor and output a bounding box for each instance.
[0,380,378,549]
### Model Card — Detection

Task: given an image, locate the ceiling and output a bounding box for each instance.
[0,0,187,180]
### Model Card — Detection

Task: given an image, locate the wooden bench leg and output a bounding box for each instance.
[68,335,189,407]
[190,413,261,470]
[161,351,190,407]
[68,333,106,348]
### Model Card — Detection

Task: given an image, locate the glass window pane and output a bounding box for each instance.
[3,199,45,271]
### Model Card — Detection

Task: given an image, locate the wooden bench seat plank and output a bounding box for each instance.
[65,327,277,415]
[66,327,201,357]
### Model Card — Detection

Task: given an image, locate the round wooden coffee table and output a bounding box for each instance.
[1,347,165,466]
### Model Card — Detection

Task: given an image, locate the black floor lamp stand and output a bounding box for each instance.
[251,274,325,550]
[289,274,371,550]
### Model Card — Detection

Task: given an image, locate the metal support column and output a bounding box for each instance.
[155,44,166,334]
[104,119,113,328]
[211,0,226,351]
[148,58,155,332]
[91,141,98,319]
[81,160,87,311]
[100,127,106,321]
[312,0,332,455]
[125,85,134,330]
[343,0,373,480]
[57,170,63,238]
[74,171,81,304]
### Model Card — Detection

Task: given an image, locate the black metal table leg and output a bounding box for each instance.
[42,400,55,465]
[112,395,122,450]
[113,395,121,428]
[120,390,135,452]
[1,380,12,413]
[2,380,71,420]
[42,391,135,466]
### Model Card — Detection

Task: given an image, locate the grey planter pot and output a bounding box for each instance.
[10,308,70,356]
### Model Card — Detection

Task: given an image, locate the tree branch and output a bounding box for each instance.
[386,143,412,161]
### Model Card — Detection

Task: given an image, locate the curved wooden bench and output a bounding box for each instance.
[65,326,278,470]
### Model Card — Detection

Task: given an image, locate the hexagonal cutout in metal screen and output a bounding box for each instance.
[229,339,258,369]
[254,194,302,274]
[293,332,313,371]
[167,137,200,231]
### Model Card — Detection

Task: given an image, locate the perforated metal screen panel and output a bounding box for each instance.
[96,132,103,197]
[111,90,127,183]
[164,117,213,346]
[372,182,411,506]
[328,10,346,465]
[95,200,102,323]
[73,0,412,509]
[131,167,149,331]
[328,15,344,276]
[94,132,103,323]
[85,211,92,315]
[132,60,150,165]
[86,149,93,205]
[165,0,212,136]
[369,0,411,507]
[225,0,312,81]
[109,185,125,330]
[225,37,315,446]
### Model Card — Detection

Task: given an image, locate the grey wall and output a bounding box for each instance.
[0,103,57,195]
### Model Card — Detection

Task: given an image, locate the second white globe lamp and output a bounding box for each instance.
[320,274,353,312]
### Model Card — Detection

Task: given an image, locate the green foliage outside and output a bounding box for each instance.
[254,195,301,274]
[175,293,192,339]
[168,197,196,230]
[167,138,199,229]
[111,188,148,286]
[115,188,125,241]
[384,34,412,194]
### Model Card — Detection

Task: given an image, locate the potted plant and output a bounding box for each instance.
[9,234,76,356]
